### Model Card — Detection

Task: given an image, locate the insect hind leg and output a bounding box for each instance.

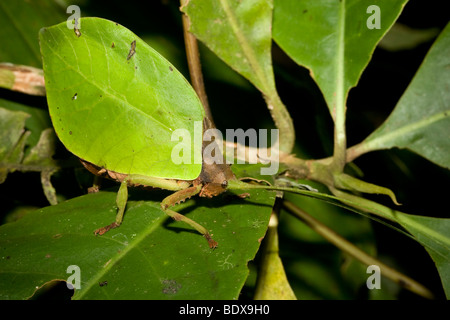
[161,185,218,249]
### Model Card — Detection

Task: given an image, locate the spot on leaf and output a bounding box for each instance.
[161,279,181,295]
[127,40,136,60]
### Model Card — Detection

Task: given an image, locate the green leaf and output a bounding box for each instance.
[40,17,204,180]
[254,215,297,300]
[334,173,400,206]
[0,108,29,158]
[0,65,14,89]
[181,0,275,95]
[0,104,59,204]
[199,43,253,89]
[0,187,275,299]
[22,128,57,167]
[0,107,30,183]
[379,23,440,52]
[395,214,450,299]
[23,128,59,205]
[0,0,66,67]
[351,23,450,169]
[273,0,408,118]
[0,98,52,150]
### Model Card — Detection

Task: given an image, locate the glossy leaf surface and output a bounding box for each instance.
[273,0,408,118]
[40,18,204,180]
[0,184,275,299]
[354,23,450,169]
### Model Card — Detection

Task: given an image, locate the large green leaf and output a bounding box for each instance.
[40,17,204,180]
[0,0,65,67]
[181,0,275,96]
[273,0,408,119]
[350,23,450,169]
[0,185,275,299]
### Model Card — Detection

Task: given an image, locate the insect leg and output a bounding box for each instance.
[163,207,218,249]
[161,185,218,249]
[94,179,128,235]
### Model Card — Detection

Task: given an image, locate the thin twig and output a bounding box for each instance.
[181,5,215,129]
[283,200,434,299]
[0,63,45,96]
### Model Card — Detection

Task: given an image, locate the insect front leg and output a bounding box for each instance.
[93,174,217,248]
[94,174,189,236]
[94,178,128,235]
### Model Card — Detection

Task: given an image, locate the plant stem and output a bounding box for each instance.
[181,3,237,182]
[345,141,368,163]
[0,63,45,96]
[181,4,215,129]
[263,92,295,155]
[329,187,398,223]
[283,200,434,299]
[331,1,348,172]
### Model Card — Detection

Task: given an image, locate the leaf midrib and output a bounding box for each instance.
[218,0,273,94]
[363,109,450,151]
[74,210,167,299]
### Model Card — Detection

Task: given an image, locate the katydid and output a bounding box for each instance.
[40,18,316,248]
[40,17,243,248]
